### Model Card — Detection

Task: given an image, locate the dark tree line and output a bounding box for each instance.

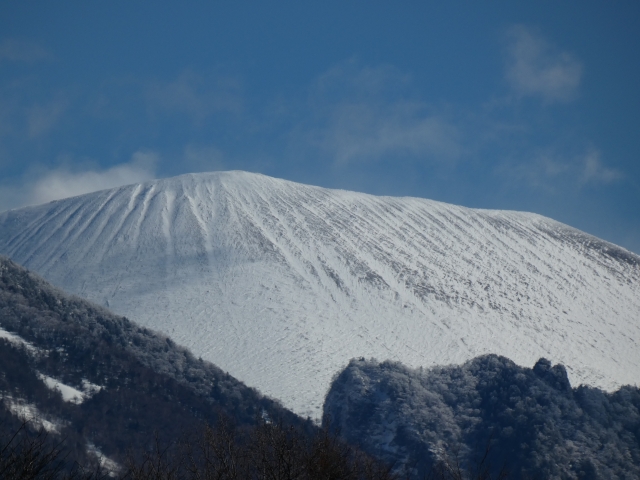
[0,415,399,480]
[0,418,108,480]
[1,414,517,480]
[125,417,398,480]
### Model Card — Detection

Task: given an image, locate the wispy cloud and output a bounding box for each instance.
[313,103,461,165]
[0,38,52,63]
[499,148,623,190]
[146,70,243,123]
[580,149,623,185]
[505,25,582,103]
[499,151,570,189]
[0,151,157,212]
[297,60,463,165]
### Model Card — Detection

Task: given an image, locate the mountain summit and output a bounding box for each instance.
[1,171,638,417]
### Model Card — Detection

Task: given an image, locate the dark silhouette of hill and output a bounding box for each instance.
[324,355,640,479]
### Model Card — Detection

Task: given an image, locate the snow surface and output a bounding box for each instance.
[87,443,121,475]
[39,375,84,403]
[1,396,60,432]
[0,327,38,353]
[37,374,100,404]
[1,171,639,418]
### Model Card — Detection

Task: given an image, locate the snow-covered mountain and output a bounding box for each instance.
[1,171,638,417]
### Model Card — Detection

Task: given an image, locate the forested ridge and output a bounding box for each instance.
[325,356,640,479]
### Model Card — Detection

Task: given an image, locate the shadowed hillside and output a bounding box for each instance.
[324,355,640,479]
[0,255,310,471]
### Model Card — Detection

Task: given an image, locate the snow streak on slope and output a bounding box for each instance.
[1,172,639,418]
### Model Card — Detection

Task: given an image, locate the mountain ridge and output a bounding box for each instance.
[1,171,638,417]
[324,355,640,479]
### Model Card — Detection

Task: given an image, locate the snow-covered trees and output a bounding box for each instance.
[324,356,640,479]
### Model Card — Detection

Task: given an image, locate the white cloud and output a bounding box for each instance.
[0,38,52,63]
[499,148,623,189]
[299,61,463,165]
[580,149,623,185]
[500,152,570,189]
[505,25,582,103]
[0,151,157,212]
[316,103,461,164]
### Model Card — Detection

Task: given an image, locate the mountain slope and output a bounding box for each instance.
[0,255,308,469]
[1,171,639,417]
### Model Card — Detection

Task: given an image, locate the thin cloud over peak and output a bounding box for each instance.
[0,151,158,212]
[498,148,623,191]
[300,62,463,165]
[505,25,583,103]
[319,104,461,165]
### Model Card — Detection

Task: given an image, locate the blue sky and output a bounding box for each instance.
[1,2,639,253]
